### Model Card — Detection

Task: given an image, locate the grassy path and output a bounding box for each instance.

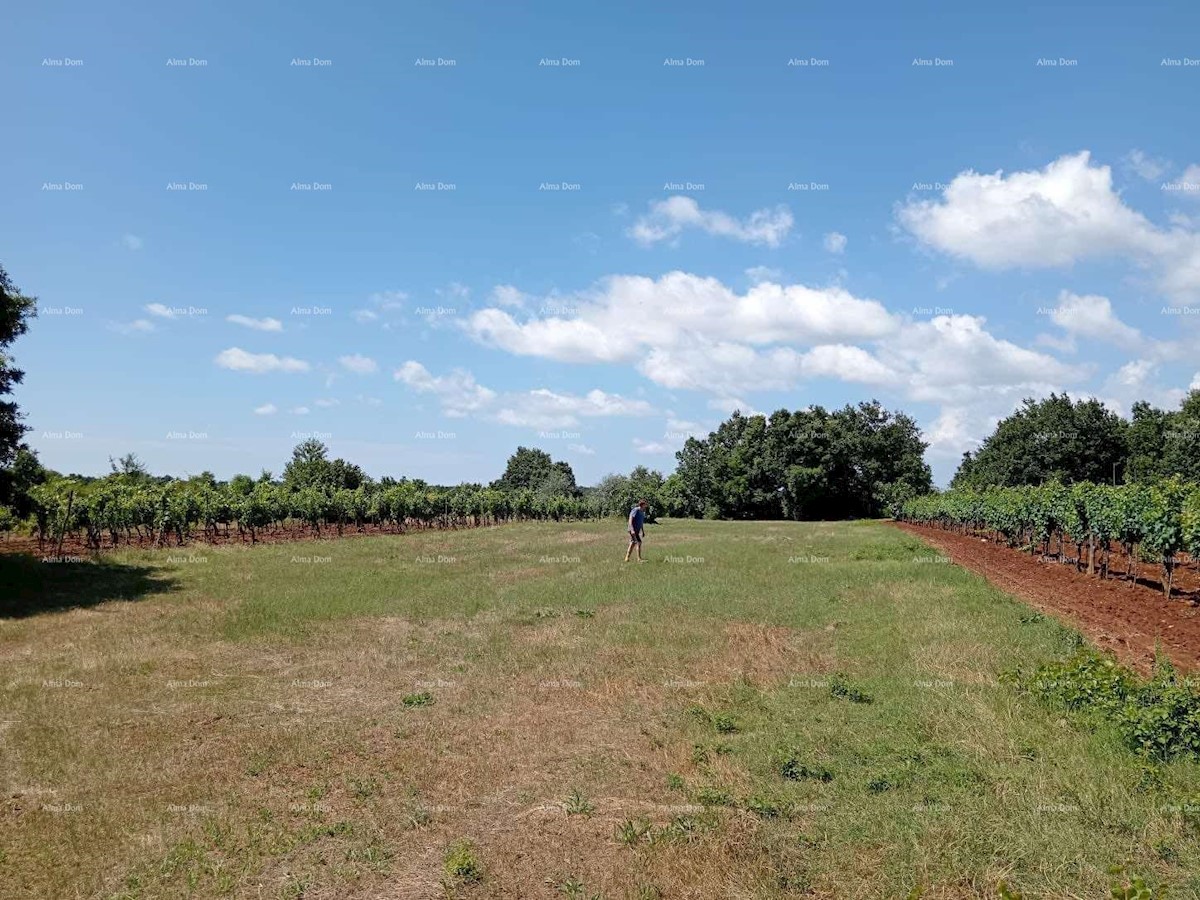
[2,519,1197,899]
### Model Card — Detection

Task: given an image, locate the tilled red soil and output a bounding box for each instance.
[895,522,1200,675]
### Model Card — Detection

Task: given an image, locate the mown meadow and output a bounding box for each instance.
[2,518,1198,899]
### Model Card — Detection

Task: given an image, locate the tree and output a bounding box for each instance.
[0,264,38,466]
[0,445,46,518]
[283,439,333,489]
[1164,390,1200,483]
[492,446,577,495]
[109,452,151,482]
[671,401,931,520]
[951,394,1129,488]
[1127,401,1170,482]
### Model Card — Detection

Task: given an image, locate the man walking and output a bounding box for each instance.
[624,499,648,562]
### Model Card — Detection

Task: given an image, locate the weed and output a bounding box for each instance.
[402,691,434,708]
[691,785,734,807]
[614,818,652,847]
[829,674,874,704]
[563,788,594,817]
[776,748,833,782]
[443,840,483,884]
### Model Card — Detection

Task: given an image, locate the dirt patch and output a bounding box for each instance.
[895,522,1200,675]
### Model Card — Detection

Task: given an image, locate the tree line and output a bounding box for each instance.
[953,392,1200,489]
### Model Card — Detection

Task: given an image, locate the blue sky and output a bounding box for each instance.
[4,1,1200,487]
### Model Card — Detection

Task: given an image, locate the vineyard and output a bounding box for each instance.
[11,478,604,554]
[898,478,1200,600]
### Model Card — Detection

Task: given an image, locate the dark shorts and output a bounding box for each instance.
[628,530,642,543]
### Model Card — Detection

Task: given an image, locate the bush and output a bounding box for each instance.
[1012,649,1200,760]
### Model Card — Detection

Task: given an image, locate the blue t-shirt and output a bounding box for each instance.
[629,506,646,531]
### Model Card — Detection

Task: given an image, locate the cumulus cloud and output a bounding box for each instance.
[227,314,283,332]
[877,314,1084,405]
[630,196,793,247]
[465,272,898,368]
[214,347,310,374]
[145,303,178,319]
[253,403,277,415]
[292,406,310,415]
[339,354,378,375]
[121,234,143,251]
[823,231,848,254]
[395,360,652,429]
[461,270,1087,413]
[394,361,496,417]
[896,150,1200,300]
[1046,290,1142,346]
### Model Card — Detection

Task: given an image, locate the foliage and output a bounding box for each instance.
[1010,648,1200,760]
[491,446,577,497]
[899,479,1200,599]
[0,264,38,466]
[670,402,931,520]
[955,390,1200,488]
[442,840,482,884]
[18,442,606,550]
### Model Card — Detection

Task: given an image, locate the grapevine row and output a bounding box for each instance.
[23,479,604,553]
[897,478,1200,599]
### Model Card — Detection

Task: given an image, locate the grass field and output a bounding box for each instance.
[2,518,1199,899]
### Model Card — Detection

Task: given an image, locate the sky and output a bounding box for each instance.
[4,0,1200,487]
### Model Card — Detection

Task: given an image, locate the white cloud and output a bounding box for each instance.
[491,284,527,307]
[111,319,156,335]
[633,438,673,454]
[145,303,177,319]
[1178,164,1200,201]
[630,196,793,247]
[292,406,310,415]
[395,361,652,429]
[465,272,898,369]
[354,290,407,323]
[568,443,595,455]
[823,231,848,254]
[438,282,471,301]
[394,361,497,416]
[121,234,143,251]
[707,397,761,416]
[1047,290,1142,346]
[897,150,1200,301]
[1126,149,1169,182]
[253,403,277,415]
[214,347,311,374]
[878,314,1084,405]
[227,314,283,332]
[314,398,340,408]
[1191,372,1200,391]
[339,354,379,375]
[745,265,782,283]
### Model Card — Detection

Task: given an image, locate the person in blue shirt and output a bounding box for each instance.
[624,499,648,562]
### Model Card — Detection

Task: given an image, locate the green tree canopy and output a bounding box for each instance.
[0,264,38,466]
[671,402,931,520]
